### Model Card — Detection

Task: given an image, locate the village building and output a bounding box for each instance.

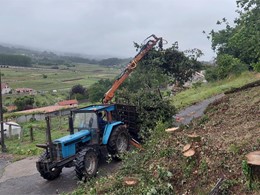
[15,88,37,95]
[1,83,12,94]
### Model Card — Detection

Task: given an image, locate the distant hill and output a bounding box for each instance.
[0,44,131,67]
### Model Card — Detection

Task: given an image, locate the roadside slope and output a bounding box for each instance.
[170,84,260,194]
[71,83,259,194]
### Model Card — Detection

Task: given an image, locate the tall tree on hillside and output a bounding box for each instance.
[208,0,260,65]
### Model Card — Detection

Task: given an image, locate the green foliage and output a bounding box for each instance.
[252,61,260,72]
[208,0,260,65]
[160,46,202,85]
[219,179,239,194]
[88,78,113,102]
[199,159,208,176]
[182,158,196,178]
[198,115,209,125]
[14,96,34,111]
[242,160,252,189]
[205,66,219,82]
[206,54,247,81]
[71,93,85,100]
[42,74,48,79]
[216,54,247,79]
[117,90,176,139]
[70,84,88,99]
[228,143,241,155]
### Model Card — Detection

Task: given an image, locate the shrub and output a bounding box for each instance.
[252,61,260,72]
[205,66,219,82]
[216,54,247,79]
[206,54,248,82]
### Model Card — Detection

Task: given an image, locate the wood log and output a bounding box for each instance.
[165,127,179,133]
[183,149,195,157]
[182,144,192,153]
[123,177,138,186]
[246,151,260,166]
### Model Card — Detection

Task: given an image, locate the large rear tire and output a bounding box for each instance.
[36,152,62,180]
[75,147,98,181]
[107,125,129,159]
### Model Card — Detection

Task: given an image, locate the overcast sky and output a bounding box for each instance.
[0,0,238,60]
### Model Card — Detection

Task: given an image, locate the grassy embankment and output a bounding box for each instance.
[69,71,260,194]
[172,71,259,110]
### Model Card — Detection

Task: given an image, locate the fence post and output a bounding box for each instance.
[30,126,34,142]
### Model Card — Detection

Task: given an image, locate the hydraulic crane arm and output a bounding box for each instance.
[102,34,163,104]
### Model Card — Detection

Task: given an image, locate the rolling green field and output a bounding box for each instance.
[1,64,120,107]
[1,64,120,91]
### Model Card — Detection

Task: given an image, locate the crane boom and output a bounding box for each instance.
[102,34,163,104]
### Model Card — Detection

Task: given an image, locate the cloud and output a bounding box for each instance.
[0,0,238,60]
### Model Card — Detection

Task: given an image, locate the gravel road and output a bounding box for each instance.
[0,154,121,195]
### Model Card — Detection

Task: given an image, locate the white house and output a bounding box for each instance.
[1,83,12,94]
[0,122,22,139]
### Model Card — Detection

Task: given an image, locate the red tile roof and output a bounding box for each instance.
[57,99,78,106]
[16,105,69,114]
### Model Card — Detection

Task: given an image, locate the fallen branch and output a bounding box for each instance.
[208,177,225,195]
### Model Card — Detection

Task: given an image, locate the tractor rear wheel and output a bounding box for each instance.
[75,147,98,181]
[107,125,129,159]
[36,152,62,180]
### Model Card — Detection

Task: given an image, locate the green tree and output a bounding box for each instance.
[87,40,201,138]
[208,0,260,66]
[70,84,88,100]
[160,46,202,85]
[14,96,35,111]
[88,79,113,102]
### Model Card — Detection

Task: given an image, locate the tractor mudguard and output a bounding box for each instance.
[102,121,123,144]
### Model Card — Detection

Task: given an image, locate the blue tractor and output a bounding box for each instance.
[36,104,138,181]
[36,35,163,181]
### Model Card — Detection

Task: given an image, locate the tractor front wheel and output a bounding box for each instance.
[36,152,62,180]
[75,147,98,181]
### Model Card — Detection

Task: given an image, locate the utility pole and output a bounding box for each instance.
[0,70,7,152]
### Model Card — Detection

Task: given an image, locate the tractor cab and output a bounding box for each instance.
[71,104,115,145]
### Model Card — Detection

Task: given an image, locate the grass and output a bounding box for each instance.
[1,64,120,91]
[172,71,259,110]
[1,63,120,107]
[4,116,69,157]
